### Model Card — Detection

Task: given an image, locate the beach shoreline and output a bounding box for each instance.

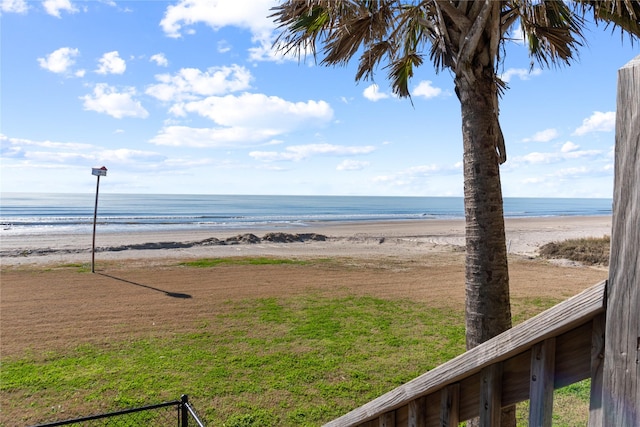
[0,215,612,266]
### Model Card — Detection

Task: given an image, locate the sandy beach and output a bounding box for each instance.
[0,215,612,266]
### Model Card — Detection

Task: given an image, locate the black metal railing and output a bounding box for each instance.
[30,395,205,427]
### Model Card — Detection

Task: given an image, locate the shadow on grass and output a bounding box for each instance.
[97,273,192,299]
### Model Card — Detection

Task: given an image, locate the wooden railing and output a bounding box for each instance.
[324,280,607,426]
[325,55,640,427]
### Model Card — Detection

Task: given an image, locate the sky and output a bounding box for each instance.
[1,0,638,198]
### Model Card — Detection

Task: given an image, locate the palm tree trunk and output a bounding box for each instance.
[456,70,512,348]
[456,70,515,426]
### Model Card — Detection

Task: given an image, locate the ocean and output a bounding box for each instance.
[0,193,612,236]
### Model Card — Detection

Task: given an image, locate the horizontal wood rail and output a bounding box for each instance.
[324,280,607,426]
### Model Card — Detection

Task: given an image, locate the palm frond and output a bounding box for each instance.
[271,0,637,98]
[576,0,640,41]
[322,2,395,66]
[388,52,424,98]
[271,2,326,60]
[356,40,395,81]
[517,0,585,68]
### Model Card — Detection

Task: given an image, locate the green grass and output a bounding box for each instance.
[42,263,93,273]
[515,380,591,426]
[511,296,563,325]
[2,294,465,426]
[1,293,590,426]
[178,257,310,268]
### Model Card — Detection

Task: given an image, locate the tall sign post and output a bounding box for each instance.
[91,166,107,273]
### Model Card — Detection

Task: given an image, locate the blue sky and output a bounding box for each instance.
[1,0,637,197]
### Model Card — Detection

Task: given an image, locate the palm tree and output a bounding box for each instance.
[271,2,637,423]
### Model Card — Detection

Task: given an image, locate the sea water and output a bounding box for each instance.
[0,193,612,236]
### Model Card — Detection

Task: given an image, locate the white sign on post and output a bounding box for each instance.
[91,166,107,273]
[92,166,108,176]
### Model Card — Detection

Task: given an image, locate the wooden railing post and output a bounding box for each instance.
[588,314,605,427]
[440,384,460,426]
[408,396,427,427]
[529,338,556,426]
[379,411,395,426]
[479,364,502,427]
[601,55,640,426]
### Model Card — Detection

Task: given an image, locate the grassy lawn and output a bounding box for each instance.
[3,294,467,426]
[1,256,594,426]
[1,295,590,426]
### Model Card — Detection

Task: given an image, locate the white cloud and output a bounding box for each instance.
[1,135,168,168]
[172,93,333,135]
[373,164,455,181]
[413,80,442,98]
[560,141,579,153]
[159,0,296,62]
[250,143,376,162]
[37,47,79,74]
[149,125,280,147]
[146,65,252,102]
[371,163,460,190]
[81,83,149,119]
[25,150,93,163]
[160,0,273,37]
[1,0,28,13]
[248,31,296,62]
[337,160,370,171]
[573,111,615,136]
[363,84,389,101]
[508,23,525,45]
[1,134,94,157]
[550,166,591,178]
[217,40,232,53]
[100,148,166,164]
[500,67,542,83]
[523,128,558,143]
[405,164,447,175]
[150,53,169,67]
[96,51,126,75]
[519,152,552,164]
[515,147,602,165]
[513,165,613,197]
[1,135,86,165]
[521,177,544,184]
[43,0,77,17]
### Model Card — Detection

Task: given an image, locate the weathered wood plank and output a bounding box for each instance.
[479,364,502,427]
[458,373,480,420]
[379,411,395,427]
[603,54,640,427]
[440,383,459,427]
[501,351,530,406]
[554,322,593,388]
[407,396,426,427]
[529,338,555,426]
[423,392,440,426]
[588,314,606,427]
[395,405,408,426]
[323,281,605,426]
